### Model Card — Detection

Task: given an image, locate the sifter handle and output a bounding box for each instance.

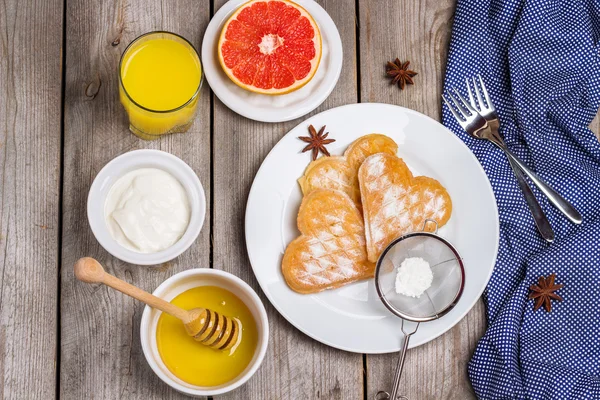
[389,332,411,400]
[421,219,438,234]
[376,321,419,400]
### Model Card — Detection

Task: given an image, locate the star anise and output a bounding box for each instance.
[298,125,335,161]
[529,273,564,312]
[386,58,418,90]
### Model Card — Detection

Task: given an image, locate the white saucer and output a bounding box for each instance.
[201,0,343,123]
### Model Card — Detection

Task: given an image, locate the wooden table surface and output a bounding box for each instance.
[2,0,599,399]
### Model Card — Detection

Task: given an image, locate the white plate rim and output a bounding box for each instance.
[245,102,499,353]
[201,0,343,123]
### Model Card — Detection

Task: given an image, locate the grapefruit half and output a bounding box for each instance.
[218,0,322,95]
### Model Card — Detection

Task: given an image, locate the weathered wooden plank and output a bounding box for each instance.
[591,113,600,139]
[60,0,211,398]
[211,0,364,398]
[0,0,63,398]
[358,0,485,398]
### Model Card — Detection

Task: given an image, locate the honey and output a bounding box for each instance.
[156,286,258,386]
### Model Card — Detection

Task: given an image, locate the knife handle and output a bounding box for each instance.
[501,147,582,225]
[507,156,554,242]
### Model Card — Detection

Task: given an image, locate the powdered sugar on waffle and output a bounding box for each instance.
[313,166,353,188]
[359,153,452,262]
[298,135,400,211]
[296,215,366,286]
[282,189,375,293]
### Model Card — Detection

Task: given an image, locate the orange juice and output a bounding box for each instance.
[119,32,202,140]
[156,286,258,387]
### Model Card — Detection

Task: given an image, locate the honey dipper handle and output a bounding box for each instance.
[74,257,190,322]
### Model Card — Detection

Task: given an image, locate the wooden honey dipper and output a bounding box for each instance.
[74,257,241,351]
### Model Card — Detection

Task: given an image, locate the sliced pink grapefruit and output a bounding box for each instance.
[218,0,322,95]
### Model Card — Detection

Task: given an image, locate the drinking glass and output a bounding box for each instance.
[118,31,203,140]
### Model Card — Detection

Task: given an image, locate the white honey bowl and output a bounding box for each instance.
[140,268,270,397]
[87,149,206,265]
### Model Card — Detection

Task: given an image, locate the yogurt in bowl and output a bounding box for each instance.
[88,149,205,265]
[104,167,191,253]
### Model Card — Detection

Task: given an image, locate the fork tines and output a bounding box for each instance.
[465,74,494,112]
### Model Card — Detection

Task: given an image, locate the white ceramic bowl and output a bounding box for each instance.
[140,269,269,397]
[87,149,206,265]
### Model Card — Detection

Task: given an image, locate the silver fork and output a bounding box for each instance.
[443,86,553,242]
[466,76,552,243]
[456,77,582,226]
[443,78,581,240]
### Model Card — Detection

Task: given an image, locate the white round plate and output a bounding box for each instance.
[201,0,343,123]
[245,103,499,353]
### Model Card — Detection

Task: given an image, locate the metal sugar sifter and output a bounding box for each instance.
[374,219,465,400]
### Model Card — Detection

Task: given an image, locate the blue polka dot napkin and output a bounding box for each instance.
[441,0,600,398]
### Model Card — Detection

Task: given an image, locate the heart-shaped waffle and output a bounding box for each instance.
[298,134,398,208]
[359,153,452,263]
[282,189,375,294]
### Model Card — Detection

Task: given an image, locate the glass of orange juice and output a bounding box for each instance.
[119,31,202,140]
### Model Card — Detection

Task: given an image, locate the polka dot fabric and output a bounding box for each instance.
[442,0,600,398]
